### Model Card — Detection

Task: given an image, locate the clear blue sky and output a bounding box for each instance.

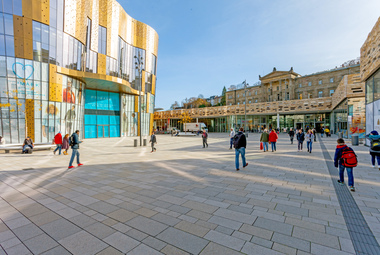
[119,0,380,110]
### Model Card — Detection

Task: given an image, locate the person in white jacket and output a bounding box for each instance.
[305,130,315,153]
[229,128,235,149]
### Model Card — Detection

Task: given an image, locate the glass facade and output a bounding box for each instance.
[0,0,158,143]
[365,68,380,144]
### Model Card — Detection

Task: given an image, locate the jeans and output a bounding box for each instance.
[271,142,276,151]
[307,141,313,152]
[339,164,354,186]
[22,145,32,153]
[230,138,233,149]
[54,144,62,155]
[263,142,269,152]
[290,137,294,144]
[235,147,246,169]
[298,141,303,150]
[151,143,155,152]
[371,154,380,166]
[203,138,208,148]
[69,149,80,167]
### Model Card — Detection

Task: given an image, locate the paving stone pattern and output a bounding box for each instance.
[0,133,379,254]
[319,137,380,255]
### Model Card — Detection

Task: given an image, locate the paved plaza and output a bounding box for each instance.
[1,133,380,254]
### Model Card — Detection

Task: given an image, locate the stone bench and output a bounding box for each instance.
[0,143,56,153]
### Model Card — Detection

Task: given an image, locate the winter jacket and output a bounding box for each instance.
[70,132,82,149]
[260,132,269,142]
[62,137,69,150]
[305,133,314,142]
[296,132,305,142]
[288,130,295,137]
[268,131,278,142]
[235,131,247,149]
[150,134,157,144]
[365,134,380,154]
[334,144,348,167]
[54,133,62,145]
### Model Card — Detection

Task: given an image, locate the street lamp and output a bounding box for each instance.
[135,54,144,146]
[243,80,249,136]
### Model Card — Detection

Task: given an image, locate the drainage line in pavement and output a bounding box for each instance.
[319,136,380,255]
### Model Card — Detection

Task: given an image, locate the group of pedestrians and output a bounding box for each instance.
[53,132,70,155]
[259,129,278,152]
[51,130,83,169]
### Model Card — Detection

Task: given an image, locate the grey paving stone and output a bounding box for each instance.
[275,204,309,217]
[199,242,242,255]
[126,228,148,241]
[254,217,293,235]
[271,232,310,252]
[311,243,353,255]
[157,227,209,254]
[126,216,168,236]
[84,222,117,239]
[251,236,273,249]
[59,230,108,255]
[87,201,120,215]
[161,244,190,255]
[107,209,138,222]
[127,244,163,255]
[4,217,31,230]
[41,246,71,255]
[3,243,31,255]
[168,205,192,214]
[40,218,82,241]
[293,226,340,249]
[215,226,234,235]
[142,236,167,251]
[96,246,124,255]
[11,223,43,242]
[23,234,58,254]
[103,232,140,253]
[213,208,256,224]
[0,230,15,242]
[175,221,210,237]
[272,243,297,255]
[208,216,242,230]
[241,242,283,255]
[1,237,22,249]
[204,230,245,251]
[69,214,97,228]
[227,204,253,215]
[181,201,218,214]
[151,213,181,226]
[186,210,212,221]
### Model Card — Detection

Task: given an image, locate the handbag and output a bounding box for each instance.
[260,142,263,150]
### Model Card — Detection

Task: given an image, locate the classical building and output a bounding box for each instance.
[155,65,365,137]
[362,17,380,142]
[0,0,158,143]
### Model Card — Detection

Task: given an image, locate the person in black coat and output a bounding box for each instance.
[150,131,157,152]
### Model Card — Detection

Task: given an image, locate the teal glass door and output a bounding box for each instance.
[104,126,109,137]
[97,125,104,138]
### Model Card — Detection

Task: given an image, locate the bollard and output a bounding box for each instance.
[134,139,137,147]
[143,139,147,146]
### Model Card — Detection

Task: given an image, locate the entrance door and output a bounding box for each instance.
[296,123,303,130]
[97,125,110,138]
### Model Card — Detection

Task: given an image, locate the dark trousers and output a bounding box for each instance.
[151,143,156,152]
[203,138,208,148]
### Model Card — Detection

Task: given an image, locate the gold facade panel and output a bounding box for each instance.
[134,96,139,112]
[150,113,154,133]
[41,3,49,25]
[146,92,150,113]
[141,71,146,93]
[49,64,62,102]
[14,36,24,58]
[13,16,24,38]
[98,0,108,27]
[32,0,42,23]
[25,99,35,141]
[97,53,107,75]
[22,0,33,19]
[23,38,33,60]
[151,74,156,95]
[23,18,33,40]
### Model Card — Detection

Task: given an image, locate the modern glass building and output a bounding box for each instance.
[0,0,158,143]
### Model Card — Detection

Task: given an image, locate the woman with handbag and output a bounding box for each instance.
[260,129,269,152]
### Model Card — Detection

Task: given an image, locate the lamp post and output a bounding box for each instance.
[243,80,249,135]
[135,53,144,146]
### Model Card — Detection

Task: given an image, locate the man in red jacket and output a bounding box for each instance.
[269,129,278,152]
[54,131,63,155]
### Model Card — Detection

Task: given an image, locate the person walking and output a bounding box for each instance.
[68,130,83,169]
[365,130,380,170]
[321,127,324,138]
[334,138,357,192]
[22,137,34,154]
[269,129,278,152]
[202,130,208,148]
[260,129,269,152]
[53,131,63,155]
[62,134,70,155]
[305,130,315,153]
[296,129,305,152]
[288,128,295,144]
[0,136,5,145]
[312,128,316,142]
[229,128,235,150]
[149,131,157,152]
[325,127,330,137]
[234,127,248,171]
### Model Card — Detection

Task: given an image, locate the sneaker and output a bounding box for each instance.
[68,166,75,169]
[243,163,248,168]
[337,180,344,185]
[297,150,300,152]
[236,169,239,171]
[309,151,311,153]
[78,163,83,167]
[54,151,56,155]
[373,165,376,168]
[350,186,355,192]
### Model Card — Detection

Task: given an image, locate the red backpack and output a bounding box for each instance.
[341,147,358,167]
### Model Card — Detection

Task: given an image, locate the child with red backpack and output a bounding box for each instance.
[334,138,357,192]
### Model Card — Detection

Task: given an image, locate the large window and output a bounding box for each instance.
[330,89,334,97]
[98,26,107,55]
[318,91,323,98]
[366,77,374,104]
